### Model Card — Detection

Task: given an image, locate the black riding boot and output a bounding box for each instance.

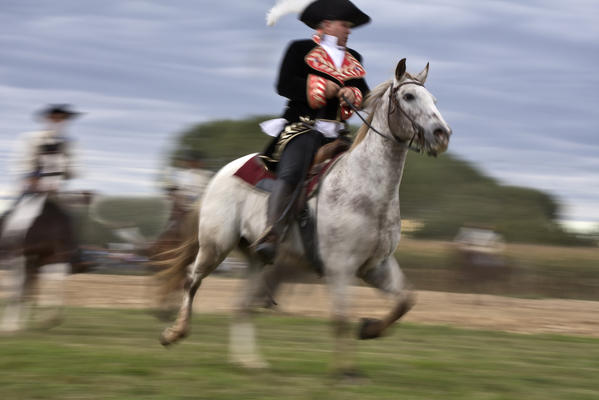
[254,180,295,264]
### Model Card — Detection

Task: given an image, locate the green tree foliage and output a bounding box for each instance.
[398,153,585,244]
[172,116,273,170]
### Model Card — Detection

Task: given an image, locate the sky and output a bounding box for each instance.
[0,0,598,226]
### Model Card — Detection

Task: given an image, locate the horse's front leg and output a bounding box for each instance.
[35,261,69,328]
[1,255,28,332]
[326,267,359,376]
[229,244,271,369]
[357,256,415,340]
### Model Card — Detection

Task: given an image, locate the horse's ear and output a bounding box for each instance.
[395,58,407,81]
[415,62,429,84]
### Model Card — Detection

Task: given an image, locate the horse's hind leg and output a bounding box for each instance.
[1,255,28,332]
[228,241,270,369]
[159,242,225,345]
[357,257,415,340]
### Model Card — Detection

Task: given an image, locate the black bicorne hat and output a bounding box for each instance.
[37,104,82,119]
[300,0,370,29]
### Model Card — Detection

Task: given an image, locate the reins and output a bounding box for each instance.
[342,80,426,153]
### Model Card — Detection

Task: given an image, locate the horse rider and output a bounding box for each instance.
[1,104,81,252]
[159,148,214,238]
[161,149,213,215]
[254,0,371,264]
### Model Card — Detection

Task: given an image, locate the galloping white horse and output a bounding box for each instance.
[159,59,451,372]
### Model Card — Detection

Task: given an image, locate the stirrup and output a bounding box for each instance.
[254,241,276,265]
[251,226,277,264]
[251,225,274,249]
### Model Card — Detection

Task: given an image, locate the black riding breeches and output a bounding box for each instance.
[276,130,329,187]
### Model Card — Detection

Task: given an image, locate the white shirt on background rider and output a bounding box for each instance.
[10,123,78,194]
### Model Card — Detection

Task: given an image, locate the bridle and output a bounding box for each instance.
[342,80,426,153]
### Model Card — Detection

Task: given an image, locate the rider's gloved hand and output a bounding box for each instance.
[325,80,340,99]
[338,87,356,107]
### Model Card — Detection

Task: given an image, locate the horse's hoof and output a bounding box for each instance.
[159,333,171,347]
[159,327,187,346]
[229,355,270,370]
[358,318,384,340]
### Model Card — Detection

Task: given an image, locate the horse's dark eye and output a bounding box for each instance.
[403,93,415,101]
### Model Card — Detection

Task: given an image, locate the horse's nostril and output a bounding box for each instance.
[434,128,448,139]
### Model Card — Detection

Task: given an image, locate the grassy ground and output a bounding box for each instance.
[1,308,598,400]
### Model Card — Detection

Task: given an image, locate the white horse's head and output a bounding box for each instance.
[392,58,451,155]
[366,58,451,156]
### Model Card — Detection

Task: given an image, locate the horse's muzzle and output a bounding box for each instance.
[433,126,451,152]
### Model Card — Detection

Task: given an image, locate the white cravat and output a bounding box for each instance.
[320,34,346,70]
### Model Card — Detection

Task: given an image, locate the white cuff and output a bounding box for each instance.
[260,118,288,137]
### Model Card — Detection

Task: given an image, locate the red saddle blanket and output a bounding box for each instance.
[233,155,342,198]
[232,155,275,186]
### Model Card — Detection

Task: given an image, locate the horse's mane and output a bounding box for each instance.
[350,79,393,151]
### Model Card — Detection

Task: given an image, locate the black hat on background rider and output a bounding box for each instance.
[37,104,82,120]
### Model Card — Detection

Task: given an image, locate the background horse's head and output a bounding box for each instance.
[364,58,452,156]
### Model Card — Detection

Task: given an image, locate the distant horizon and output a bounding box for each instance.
[1,194,597,235]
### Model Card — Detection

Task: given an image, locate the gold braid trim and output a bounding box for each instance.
[271,121,313,161]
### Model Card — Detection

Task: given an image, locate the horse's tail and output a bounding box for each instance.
[152,206,200,302]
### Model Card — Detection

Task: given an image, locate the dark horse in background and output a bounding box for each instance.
[0,192,89,332]
[145,195,201,319]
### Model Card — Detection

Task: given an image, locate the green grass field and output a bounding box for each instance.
[1,308,598,400]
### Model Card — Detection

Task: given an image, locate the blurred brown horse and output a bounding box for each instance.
[145,198,200,319]
[0,194,86,332]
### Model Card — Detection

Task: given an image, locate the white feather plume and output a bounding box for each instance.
[266,0,312,26]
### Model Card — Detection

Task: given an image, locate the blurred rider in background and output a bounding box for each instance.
[1,104,82,245]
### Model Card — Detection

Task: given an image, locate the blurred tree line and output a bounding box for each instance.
[160,116,593,246]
